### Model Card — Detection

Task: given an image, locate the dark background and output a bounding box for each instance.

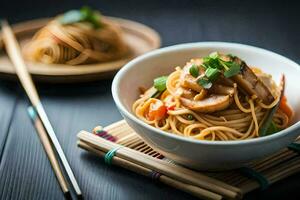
[0,0,300,199]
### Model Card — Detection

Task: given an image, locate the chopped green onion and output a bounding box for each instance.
[59,6,102,29]
[59,10,83,24]
[151,90,162,98]
[189,64,199,78]
[205,67,220,81]
[154,76,168,92]
[197,77,212,89]
[187,114,194,120]
[80,6,102,28]
[265,121,280,135]
[224,62,241,78]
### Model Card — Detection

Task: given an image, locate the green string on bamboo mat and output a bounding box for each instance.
[239,167,269,190]
[104,147,122,165]
[288,142,300,153]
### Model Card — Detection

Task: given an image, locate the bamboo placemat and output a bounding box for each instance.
[77,120,300,200]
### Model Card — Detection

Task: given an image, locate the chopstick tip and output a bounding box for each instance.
[63,191,72,200]
[77,194,84,200]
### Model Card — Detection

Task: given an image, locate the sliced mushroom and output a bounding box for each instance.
[180,73,203,92]
[216,75,235,86]
[231,57,275,104]
[180,95,232,113]
[210,84,234,96]
[181,87,197,99]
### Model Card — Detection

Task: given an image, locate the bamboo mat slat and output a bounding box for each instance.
[77,120,300,200]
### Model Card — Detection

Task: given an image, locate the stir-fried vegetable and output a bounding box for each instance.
[279,95,293,119]
[59,6,102,29]
[197,77,212,89]
[147,99,167,120]
[223,62,241,78]
[154,76,168,92]
[205,67,220,81]
[265,121,280,135]
[189,64,199,78]
[232,56,275,104]
[260,75,285,136]
[195,52,241,89]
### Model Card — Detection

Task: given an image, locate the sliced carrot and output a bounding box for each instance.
[147,99,167,121]
[279,95,293,119]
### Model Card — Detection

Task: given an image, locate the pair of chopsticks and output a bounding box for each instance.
[1,21,82,199]
[78,131,242,200]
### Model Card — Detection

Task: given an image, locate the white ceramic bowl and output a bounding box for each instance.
[112,42,300,170]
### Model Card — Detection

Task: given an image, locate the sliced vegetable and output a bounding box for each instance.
[151,90,162,98]
[265,121,279,135]
[223,61,240,78]
[148,99,167,120]
[199,52,242,88]
[80,6,102,28]
[260,75,285,136]
[59,10,83,24]
[197,77,212,89]
[205,67,220,81]
[187,114,194,120]
[59,6,102,28]
[202,55,221,69]
[189,64,199,78]
[231,56,274,104]
[210,84,234,95]
[181,74,203,92]
[279,95,293,119]
[166,105,175,111]
[154,76,168,92]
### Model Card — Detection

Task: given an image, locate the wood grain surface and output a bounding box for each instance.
[0,0,300,199]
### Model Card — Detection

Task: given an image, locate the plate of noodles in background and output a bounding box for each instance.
[0,7,161,83]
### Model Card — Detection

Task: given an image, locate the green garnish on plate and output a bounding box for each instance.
[59,6,102,29]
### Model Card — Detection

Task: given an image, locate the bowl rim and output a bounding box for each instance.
[112,41,300,146]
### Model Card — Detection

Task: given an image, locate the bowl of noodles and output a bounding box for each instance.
[112,42,300,170]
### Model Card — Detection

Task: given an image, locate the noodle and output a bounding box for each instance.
[132,55,291,141]
[23,13,128,65]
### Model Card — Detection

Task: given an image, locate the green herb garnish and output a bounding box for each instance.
[205,67,220,81]
[265,121,280,135]
[151,90,162,98]
[59,6,102,29]
[187,114,194,120]
[224,61,241,78]
[197,77,213,89]
[154,76,168,92]
[198,52,241,88]
[189,64,199,78]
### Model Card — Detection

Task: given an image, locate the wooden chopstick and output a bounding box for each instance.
[27,106,70,198]
[78,140,223,200]
[78,131,242,199]
[1,20,82,198]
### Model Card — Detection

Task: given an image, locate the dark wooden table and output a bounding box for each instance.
[1,0,300,199]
